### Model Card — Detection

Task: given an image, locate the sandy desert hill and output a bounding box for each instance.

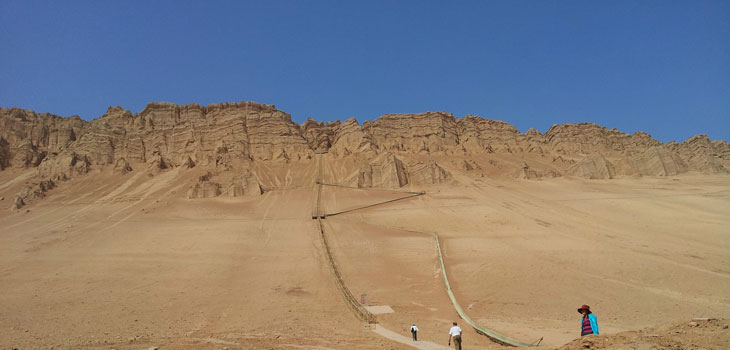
[1,101,729,349]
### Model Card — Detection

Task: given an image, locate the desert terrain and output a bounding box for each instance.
[1,102,729,349]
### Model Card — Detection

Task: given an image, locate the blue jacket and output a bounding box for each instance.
[581,314,599,335]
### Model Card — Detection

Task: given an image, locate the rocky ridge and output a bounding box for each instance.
[2,101,728,209]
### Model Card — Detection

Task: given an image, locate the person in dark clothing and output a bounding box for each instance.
[410,323,419,341]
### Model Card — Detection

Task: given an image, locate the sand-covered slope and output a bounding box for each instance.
[0,167,407,349]
[1,102,729,349]
[1,161,728,349]
[343,174,730,347]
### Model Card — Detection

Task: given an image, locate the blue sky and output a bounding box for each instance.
[1,0,728,142]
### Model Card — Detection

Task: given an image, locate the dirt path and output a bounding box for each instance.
[373,325,452,350]
[314,154,513,348]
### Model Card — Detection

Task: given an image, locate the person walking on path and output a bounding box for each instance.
[578,304,599,336]
[410,323,419,341]
[448,321,462,350]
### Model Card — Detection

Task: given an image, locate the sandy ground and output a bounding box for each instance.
[344,174,730,346]
[0,168,406,350]
[1,164,729,349]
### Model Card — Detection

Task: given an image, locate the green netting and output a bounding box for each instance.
[435,236,536,347]
[315,154,539,344]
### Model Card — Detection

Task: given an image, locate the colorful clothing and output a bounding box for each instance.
[580,313,599,336]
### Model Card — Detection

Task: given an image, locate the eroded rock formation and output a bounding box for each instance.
[1,101,728,207]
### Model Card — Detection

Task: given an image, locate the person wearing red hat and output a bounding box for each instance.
[578,304,599,336]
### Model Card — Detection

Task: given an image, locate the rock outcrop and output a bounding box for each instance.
[114,158,133,174]
[187,170,263,199]
[568,154,616,179]
[187,181,222,199]
[405,160,451,185]
[0,137,9,170]
[1,100,728,207]
[12,179,55,210]
[545,123,661,156]
[514,162,540,180]
[459,115,540,154]
[667,135,729,174]
[36,152,90,181]
[225,174,263,197]
[362,112,460,154]
[329,117,376,158]
[302,118,337,153]
[354,153,451,189]
[357,153,409,188]
[628,146,683,176]
[187,173,222,199]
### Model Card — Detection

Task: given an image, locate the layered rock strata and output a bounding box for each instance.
[1,102,728,207]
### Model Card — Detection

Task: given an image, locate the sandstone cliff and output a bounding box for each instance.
[1,102,727,208]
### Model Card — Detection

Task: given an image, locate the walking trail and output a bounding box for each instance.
[313,154,529,348]
[373,325,452,350]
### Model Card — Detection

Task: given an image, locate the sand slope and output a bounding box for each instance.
[1,159,729,349]
[0,168,408,349]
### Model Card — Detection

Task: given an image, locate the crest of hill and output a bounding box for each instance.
[1,101,728,208]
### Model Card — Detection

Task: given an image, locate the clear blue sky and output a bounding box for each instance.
[1,1,728,142]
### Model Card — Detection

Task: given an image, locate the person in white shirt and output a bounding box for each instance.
[448,321,462,350]
[410,323,419,341]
